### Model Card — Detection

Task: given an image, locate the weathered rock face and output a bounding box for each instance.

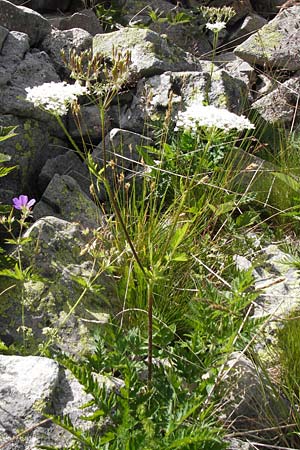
[41,28,93,76]
[251,75,300,128]
[34,174,101,228]
[120,0,212,55]
[221,352,289,437]
[234,6,300,70]
[225,12,267,47]
[0,217,115,355]
[93,28,200,78]
[0,32,60,119]
[0,0,51,46]
[0,354,119,450]
[0,115,65,201]
[38,150,90,194]
[0,355,59,449]
[46,9,103,36]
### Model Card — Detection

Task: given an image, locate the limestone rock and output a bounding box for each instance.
[0,355,119,449]
[46,9,103,36]
[226,12,268,47]
[0,216,115,354]
[0,41,61,120]
[38,150,90,195]
[41,28,93,76]
[34,174,101,228]
[0,25,8,52]
[0,115,65,196]
[251,75,300,128]
[234,6,300,70]
[221,352,289,436]
[93,27,200,79]
[0,0,51,46]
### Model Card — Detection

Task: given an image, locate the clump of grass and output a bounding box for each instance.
[277,311,300,400]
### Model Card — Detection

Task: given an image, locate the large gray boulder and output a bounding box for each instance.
[0,354,119,449]
[93,28,200,79]
[0,115,65,200]
[38,150,91,195]
[234,6,300,70]
[47,9,103,36]
[0,0,51,46]
[0,216,115,354]
[0,355,59,449]
[0,32,61,120]
[251,75,300,128]
[34,174,101,228]
[120,0,211,55]
[41,28,93,76]
[221,352,289,438]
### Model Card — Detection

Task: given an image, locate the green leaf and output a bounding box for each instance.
[136,145,156,166]
[0,126,18,142]
[171,253,188,262]
[208,201,236,216]
[168,223,189,254]
[0,165,17,177]
[235,210,259,228]
[272,171,300,192]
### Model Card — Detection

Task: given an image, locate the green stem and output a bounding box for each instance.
[56,115,85,160]
[147,280,153,388]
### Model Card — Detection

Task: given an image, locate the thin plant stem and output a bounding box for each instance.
[147,280,153,387]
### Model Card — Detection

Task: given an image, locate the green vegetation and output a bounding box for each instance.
[2,6,300,450]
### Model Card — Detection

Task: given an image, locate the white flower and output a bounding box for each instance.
[175,102,255,134]
[206,21,226,32]
[25,81,89,116]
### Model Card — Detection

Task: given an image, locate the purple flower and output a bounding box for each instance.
[12,195,36,211]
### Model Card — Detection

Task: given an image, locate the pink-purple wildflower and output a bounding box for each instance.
[12,195,36,211]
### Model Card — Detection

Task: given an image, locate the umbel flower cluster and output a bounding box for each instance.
[25,81,89,116]
[206,21,226,32]
[175,102,255,134]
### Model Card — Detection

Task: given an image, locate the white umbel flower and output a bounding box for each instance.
[175,103,255,134]
[25,81,89,116]
[206,21,226,32]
